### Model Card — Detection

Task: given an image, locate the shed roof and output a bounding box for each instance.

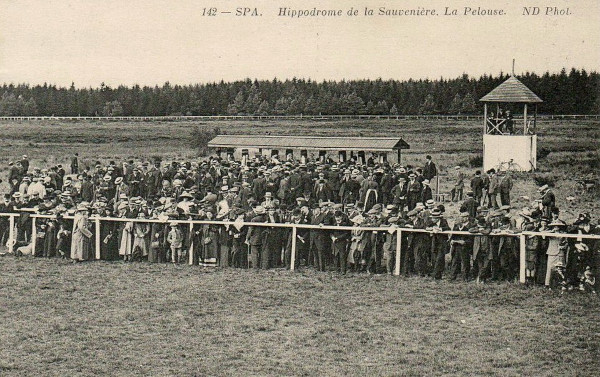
[480,76,543,103]
[208,135,410,151]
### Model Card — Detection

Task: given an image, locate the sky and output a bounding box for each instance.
[0,0,598,87]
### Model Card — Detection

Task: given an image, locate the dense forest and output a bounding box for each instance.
[0,68,598,116]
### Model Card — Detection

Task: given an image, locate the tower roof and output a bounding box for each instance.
[480,76,543,103]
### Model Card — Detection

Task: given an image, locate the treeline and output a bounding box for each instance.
[0,68,598,116]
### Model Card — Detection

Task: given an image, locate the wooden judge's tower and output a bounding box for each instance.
[479,76,543,172]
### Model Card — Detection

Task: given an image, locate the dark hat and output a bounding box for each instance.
[575,212,591,224]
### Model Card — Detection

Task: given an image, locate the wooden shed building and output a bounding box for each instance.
[208,135,410,165]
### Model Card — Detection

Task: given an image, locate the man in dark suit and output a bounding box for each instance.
[313,179,333,203]
[470,170,484,204]
[391,176,408,209]
[0,194,14,246]
[70,153,79,174]
[8,162,22,193]
[331,210,351,273]
[406,173,422,211]
[310,204,333,271]
[245,206,267,269]
[298,166,313,197]
[460,191,478,218]
[539,184,555,218]
[427,208,450,279]
[423,155,437,181]
[449,212,476,281]
[20,155,29,174]
[80,175,94,203]
[145,162,163,199]
[285,208,309,269]
[421,180,433,204]
[252,171,267,202]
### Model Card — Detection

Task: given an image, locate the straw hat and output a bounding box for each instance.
[179,192,193,199]
[350,214,364,224]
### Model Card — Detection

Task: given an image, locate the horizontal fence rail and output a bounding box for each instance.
[1,212,599,284]
[0,114,598,122]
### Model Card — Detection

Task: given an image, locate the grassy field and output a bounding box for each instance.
[1,257,599,377]
[0,118,598,220]
[0,119,598,375]
[0,119,597,171]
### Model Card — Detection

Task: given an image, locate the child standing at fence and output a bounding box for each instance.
[167,222,183,264]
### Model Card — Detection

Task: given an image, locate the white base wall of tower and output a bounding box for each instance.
[483,134,537,172]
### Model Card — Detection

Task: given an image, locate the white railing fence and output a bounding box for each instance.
[1,212,599,284]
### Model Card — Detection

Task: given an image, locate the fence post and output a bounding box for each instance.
[189,223,194,265]
[519,234,526,284]
[31,217,37,253]
[290,225,297,271]
[95,218,101,260]
[394,229,402,276]
[9,215,15,254]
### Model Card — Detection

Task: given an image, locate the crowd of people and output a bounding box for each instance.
[1,152,598,293]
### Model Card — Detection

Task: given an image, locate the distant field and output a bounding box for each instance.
[1,257,599,377]
[0,118,597,220]
[0,118,596,165]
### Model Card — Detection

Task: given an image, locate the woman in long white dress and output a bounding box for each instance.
[70,203,93,261]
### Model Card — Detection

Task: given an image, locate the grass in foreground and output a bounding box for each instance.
[1,257,599,376]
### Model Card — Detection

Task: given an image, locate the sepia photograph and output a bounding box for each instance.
[0,0,599,376]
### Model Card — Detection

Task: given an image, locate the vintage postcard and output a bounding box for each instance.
[1,1,598,376]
